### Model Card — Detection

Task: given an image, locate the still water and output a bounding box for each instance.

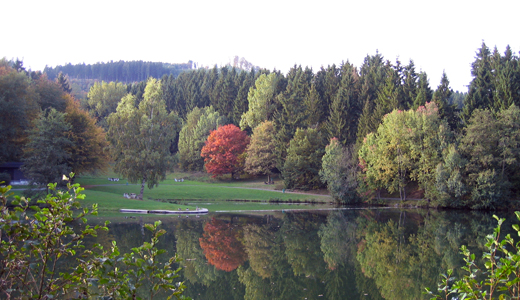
[92,208,516,300]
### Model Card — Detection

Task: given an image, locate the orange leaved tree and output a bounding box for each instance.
[201,124,250,179]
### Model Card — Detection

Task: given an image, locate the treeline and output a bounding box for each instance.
[78,42,520,209]
[174,210,493,299]
[4,42,520,209]
[0,58,108,186]
[44,60,194,82]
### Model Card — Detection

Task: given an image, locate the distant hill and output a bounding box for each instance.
[44,60,194,83]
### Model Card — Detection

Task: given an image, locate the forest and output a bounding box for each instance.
[1,41,519,209]
[43,60,194,83]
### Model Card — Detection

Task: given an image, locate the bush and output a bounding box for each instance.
[0,173,189,299]
[425,212,520,299]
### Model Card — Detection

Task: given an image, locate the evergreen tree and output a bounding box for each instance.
[273,66,312,168]
[401,60,419,109]
[432,71,458,129]
[371,67,400,129]
[213,67,237,121]
[22,108,73,189]
[356,53,390,145]
[325,62,360,144]
[492,45,520,112]
[303,83,323,128]
[462,42,494,123]
[315,64,341,115]
[412,72,433,109]
[56,72,72,94]
[231,70,250,125]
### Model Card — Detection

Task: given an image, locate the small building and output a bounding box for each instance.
[0,162,27,183]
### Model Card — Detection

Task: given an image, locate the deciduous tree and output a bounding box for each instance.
[63,94,108,175]
[178,106,227,171]
[320,138,359,203]
[0,60,39,163]
[201,124,250,179]
[239,73,279,131]
[87,81,128,129]
[282,127,325,190]
[106,78,181,199]
[244,121,277,182]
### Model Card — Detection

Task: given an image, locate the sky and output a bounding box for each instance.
[2,0,519,92]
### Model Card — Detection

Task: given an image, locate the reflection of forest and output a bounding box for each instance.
[80,210,511,300]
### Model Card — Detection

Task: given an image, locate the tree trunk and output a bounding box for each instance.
[139,177,145,200]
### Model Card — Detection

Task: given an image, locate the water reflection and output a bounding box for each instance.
[94,209,510,300]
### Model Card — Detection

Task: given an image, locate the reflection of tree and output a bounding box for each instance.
[356,210,499,300]
[243,223,277,278]
[237,263,272,300]
[323,263,360,300]
[282,213,326,277]
[318,211,356,270]
[357,216,419,299]
[175,219,219,285]
[199,218,247,272]
[238,214,332,300]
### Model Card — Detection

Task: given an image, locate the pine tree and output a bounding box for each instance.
[432,71,458,129]
[303,83,323,128]
[462,42,494,122]
[325,62,360,144]
[273,66,312,168]
[231,70,251,125]
[400,60,419,109]
[56,72,72,94]
[356,53,390,145]
[412,72,433,109]
[372,67,400,127]
[492,45,520,112]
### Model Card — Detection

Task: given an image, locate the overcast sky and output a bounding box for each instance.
[2,0,519,92]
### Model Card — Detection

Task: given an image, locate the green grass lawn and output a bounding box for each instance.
[74,170,331,213]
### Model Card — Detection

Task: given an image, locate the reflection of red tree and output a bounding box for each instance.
[199,218,247,272]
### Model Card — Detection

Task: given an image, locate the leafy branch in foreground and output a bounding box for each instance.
[425,212,520,300]
[0,174,189,299]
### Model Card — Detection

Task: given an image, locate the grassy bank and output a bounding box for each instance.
[75,171,331,213]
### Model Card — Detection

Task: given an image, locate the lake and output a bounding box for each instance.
[89,207,515,300]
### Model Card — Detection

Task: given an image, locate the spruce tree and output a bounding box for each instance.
[356,53,390,145]
[400,60,419,109]
[432,71,458,129]
[273,66,312,168]
[462,42,494,122]
[412,72,433,109]
[325,62,360,144]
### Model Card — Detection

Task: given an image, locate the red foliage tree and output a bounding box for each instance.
[200,124,250,178]
[199,218,247,272]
